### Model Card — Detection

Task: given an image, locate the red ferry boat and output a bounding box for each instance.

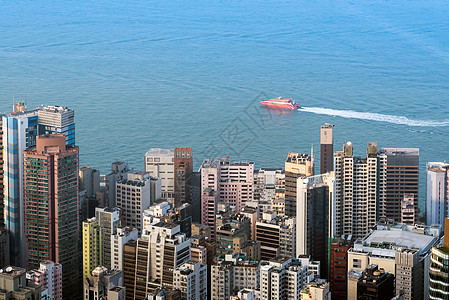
[260,97,301,110]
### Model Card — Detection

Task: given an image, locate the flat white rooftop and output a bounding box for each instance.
[355,230,436,256]
[145,148,174,157]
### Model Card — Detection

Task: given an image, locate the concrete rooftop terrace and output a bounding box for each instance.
[355,229,436,256]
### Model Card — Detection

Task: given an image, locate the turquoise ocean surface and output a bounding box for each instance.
[1,1,449,211]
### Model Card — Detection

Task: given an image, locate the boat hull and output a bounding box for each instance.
[260,100,301,110]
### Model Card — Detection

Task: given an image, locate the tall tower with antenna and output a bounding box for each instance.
[320,123,334,174]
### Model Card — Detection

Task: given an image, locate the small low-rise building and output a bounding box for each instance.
[0,266,42,299]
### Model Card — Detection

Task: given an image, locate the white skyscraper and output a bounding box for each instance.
[296,172,335,278]
[116,172,152,232]
[334,142,384,240]
[144,148,175,201]
[111,227,138,271]
[2,107,38,266]
[426,162,449,226]
[173,260,207,300]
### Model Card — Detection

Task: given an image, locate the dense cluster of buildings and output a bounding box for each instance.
[1,101,449,299]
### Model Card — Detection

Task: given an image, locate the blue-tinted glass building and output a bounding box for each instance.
[2,109,38,266]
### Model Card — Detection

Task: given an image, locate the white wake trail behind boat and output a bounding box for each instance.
[301,107,449,127]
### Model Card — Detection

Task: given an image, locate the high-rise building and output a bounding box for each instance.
[166,203,192,238]
[200,158,222,192]
[426,162,449,226]
[219,161,254,213]
[395,248,425,300]
[104,161,132,207]
[380,148,419,221]
[241,206,259,241]
[190,235,208,265]
[95,207,121,270]
[334,142,382,239]
[255,212,296,260]
[253,168,284,213]
[215,214,251,256]
[0,229,10,269]
[347,221,439,300]
[259,258,309,300]
[84,266,125,300]
[116,172,152,232]
[0,115,4,228]
[330,235,353,300]
[123,222,190,300]
[3,107,38,266]
[23,134,80,299]
[211,253,260,300]
[429,218,449,300]
[79,166,100,198]
[296,173,335,278]
[27,261,63,300]
[37,105,75,146]
[284,152,314,217]
[174,147,193,207]
[201,188,219,239]
[144,148,175,201]
[111,226,138,271]
[82,217,103,280]
[320,123,334,174]
[173,260,207,300]
[201,158,254,213]
[79,166,101,225]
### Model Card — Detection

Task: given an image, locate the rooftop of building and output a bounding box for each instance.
[144,148,174,157]
[348,270,363,280]
[241,206,258,214]
[38,105,73,113]
[152,221,179,229]
[381,147,419,156]
[116,226,137,235]
[0,266,26,277]
[255,168,283,174]
[308,279,329,289]
[285,152,311,163]
[117,177,148,186]
[375,220,442,237]
[331,235,354,247]
[5,108,38,117]
[191,234,205,240]
[97,206,121,213]
[353,228,436,257]
[427,162,449,172]
[201,158,254,168]
[256,214,294,226]
[359,265,391,284]
[301,173,333,189]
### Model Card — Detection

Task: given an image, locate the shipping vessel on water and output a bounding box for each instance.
[260,97,301,110]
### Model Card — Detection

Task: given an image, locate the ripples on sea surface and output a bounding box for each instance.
[1,0,449,211]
